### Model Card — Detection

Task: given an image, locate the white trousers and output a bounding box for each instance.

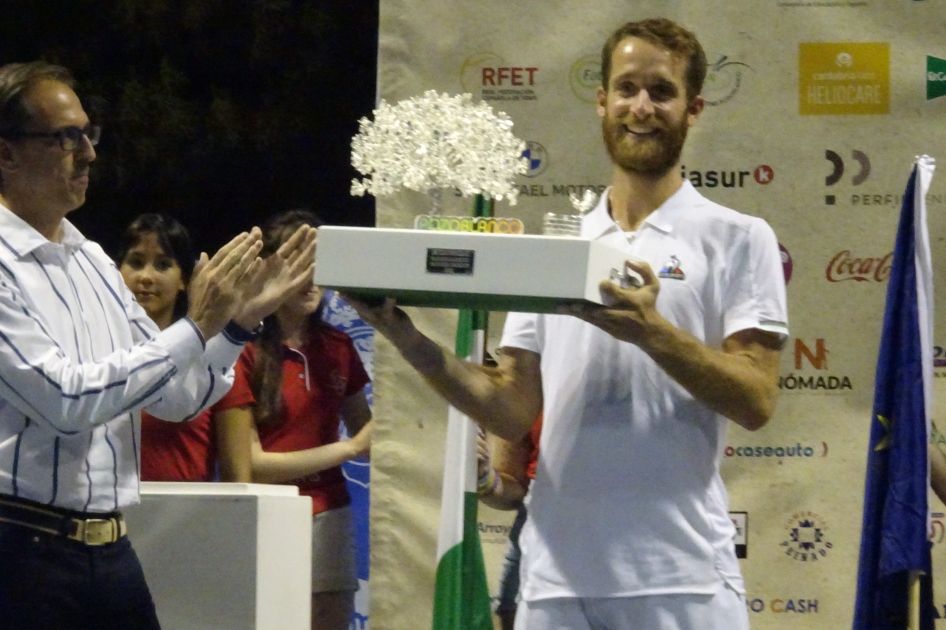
[513,581,749,630]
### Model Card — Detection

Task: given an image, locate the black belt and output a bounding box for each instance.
[0,495,126,546]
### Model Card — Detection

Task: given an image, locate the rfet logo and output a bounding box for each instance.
[781,511,832,561]
[826,250,892,283]
[779,243,793,284]
[460,53,539,103]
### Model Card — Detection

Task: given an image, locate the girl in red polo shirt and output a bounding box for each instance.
[118,214,254,483]
[216,210,372,630]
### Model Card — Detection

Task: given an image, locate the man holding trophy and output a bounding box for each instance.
[351,17,787,630]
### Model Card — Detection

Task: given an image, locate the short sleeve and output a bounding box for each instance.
[344,335,371,397]
[212,344,257,412]
[721,218,789,341]
[499,312,542,354]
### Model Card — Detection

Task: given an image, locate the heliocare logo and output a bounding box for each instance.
[929,56,946,100]
[799,42,890,115]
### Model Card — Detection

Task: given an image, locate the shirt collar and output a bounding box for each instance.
[0,203,87,259]
[583,180,704,240]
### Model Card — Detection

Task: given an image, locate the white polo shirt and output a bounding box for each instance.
[500,181,788,601]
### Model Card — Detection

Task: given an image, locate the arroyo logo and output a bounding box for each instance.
[929,55,946,100]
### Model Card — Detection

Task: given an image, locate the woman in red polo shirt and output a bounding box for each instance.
[216,210,372,630]
[118,214,254,482]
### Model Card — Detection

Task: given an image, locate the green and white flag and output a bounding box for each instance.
[928,55,946,101]
[432,198,494,630]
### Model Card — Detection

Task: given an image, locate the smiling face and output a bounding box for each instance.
[119,232,186,330]
[0,79,96,221]
[597,37,703,178]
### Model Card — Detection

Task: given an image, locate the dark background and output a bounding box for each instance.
[0,0,378,257]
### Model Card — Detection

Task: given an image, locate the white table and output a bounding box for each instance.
[124,483,312,630]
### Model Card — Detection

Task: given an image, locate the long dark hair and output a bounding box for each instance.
[116,213,196,323]
[252,209,326,426]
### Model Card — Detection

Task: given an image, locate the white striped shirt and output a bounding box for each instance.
[0,204,244,512]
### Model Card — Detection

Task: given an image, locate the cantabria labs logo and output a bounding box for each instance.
[799,43,889,115]
[929,55,946,100]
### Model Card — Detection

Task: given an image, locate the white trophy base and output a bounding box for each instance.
[313,226,634,312]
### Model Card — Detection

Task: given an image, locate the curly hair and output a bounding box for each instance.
[600,18,707,101]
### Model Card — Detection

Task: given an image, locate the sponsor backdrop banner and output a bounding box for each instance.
[369,1,946,629]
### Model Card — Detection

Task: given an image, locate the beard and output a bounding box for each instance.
[601,112,688,177]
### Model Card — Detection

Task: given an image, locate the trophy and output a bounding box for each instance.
[313,91,632,312]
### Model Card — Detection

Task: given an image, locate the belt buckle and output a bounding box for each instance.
[80,518,116,546]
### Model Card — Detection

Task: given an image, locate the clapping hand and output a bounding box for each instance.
[233,225,318,329]
[187,229,264,339]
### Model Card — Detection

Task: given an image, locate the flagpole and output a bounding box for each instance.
[431,193,495,630]
[851,156,937,630]
[908,571,921,630]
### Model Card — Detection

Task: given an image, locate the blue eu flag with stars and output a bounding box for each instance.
[853,158,936,630]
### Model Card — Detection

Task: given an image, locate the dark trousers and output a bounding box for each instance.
[0,520,161,630]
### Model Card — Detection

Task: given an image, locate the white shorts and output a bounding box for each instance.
[311,505,359,593]
[513,581,749,630]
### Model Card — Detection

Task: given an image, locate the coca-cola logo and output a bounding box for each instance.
[825,250,892,283]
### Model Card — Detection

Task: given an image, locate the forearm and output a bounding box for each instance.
[639,320,779,430]
[219,452,251,483]
[146,325,246,422]
[478,471,527,510]
[250,440,360,484]
[393,329,538,440]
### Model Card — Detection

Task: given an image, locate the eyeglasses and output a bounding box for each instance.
[11,123,101,152]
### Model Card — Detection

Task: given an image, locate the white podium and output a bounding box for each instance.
[124,483,313,630]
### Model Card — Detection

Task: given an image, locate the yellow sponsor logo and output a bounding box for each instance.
[799,42,889,115]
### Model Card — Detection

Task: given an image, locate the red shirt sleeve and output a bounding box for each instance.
[212,344,257,412]
[526,415,542,480]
